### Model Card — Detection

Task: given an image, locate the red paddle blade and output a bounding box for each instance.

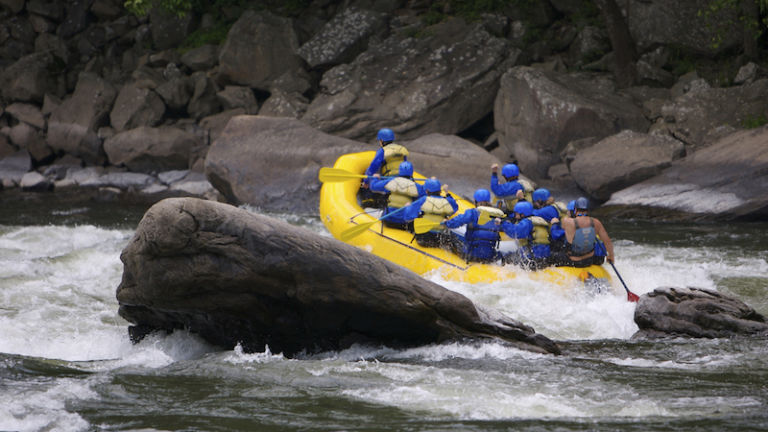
[627,291,640,302]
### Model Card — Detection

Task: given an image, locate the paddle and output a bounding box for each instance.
[609,261,640,302]
[413,218,442,234]
[318,167,368,183]
[340,205,410,241]
[318,167,428,183]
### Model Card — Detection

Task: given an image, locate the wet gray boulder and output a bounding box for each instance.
[47,72,117,165]
[109,83,166,132]
[0,51,64,103]
[297,7,388,68]
[658,78,768,149]
[204,115,500,214]
[626,0,741,58]
[605,125,768,221]
[494,66,648,178]
[569,130,685,201]
[634,287,768,338]
[103,126,203,173]
[217,10,303,91]
[302,18,519,141]
[116,197,560,356]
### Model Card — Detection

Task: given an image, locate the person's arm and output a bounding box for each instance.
[502,218,531,240]
[562,218,575,243]
[415,182,426,198]
[445,195,459,213]
[444,209,475,229]
[402,196,426,221]
[490,172,503,195]
[550,218,564,241]
[594,218,615,262]
[364,148,385,178]
[369,177,388,193]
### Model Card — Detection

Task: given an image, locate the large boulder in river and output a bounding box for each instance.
[633,287,768,339]
[204,115,500,214]
[302,18,519,141]
[116,197,559,356]
[604,126,768,221]
[494,67,649,178]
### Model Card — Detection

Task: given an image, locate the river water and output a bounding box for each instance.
[1,194,767,431]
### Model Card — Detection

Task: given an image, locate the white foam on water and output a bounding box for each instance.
[336,355,669,420]
[0,376,94,432]
[2,215,766,428]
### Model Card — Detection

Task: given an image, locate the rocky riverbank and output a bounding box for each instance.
[1,0,767,220]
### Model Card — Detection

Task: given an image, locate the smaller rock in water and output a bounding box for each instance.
[633,286,768,338]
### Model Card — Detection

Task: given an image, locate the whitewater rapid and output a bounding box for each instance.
[1,211,767,431]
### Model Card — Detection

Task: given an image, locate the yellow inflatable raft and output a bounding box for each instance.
[319,151,611,289]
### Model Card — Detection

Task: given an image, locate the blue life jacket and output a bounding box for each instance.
[464,207,504,261]
[570,218,596,255]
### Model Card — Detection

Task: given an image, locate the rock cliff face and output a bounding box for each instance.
[1,1,767,221]
[116,197,560,356]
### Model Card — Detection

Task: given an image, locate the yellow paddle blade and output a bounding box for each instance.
[318,167,367,183]
[413,218,441,234]
[340,221,378,241]
[477,212,491,225]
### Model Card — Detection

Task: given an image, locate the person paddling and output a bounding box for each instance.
[559,197,614,267]
[360,128,409,208]
[369,161,425,230]
[402,178,458,248]
[442,188,506,263]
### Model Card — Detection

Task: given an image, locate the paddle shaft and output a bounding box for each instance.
[340,204,411,241]
[609,261,640,302]
[318,167,427,183]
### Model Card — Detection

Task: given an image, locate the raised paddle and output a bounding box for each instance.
[318,167,427,183]
[340,205,411,241]
[609,261,640,302]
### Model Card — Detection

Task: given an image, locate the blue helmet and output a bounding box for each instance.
[567,200,576,212]
[532,188,551,202]
[575,197,589,210]
[473,188,491,203]
[513,201,533,217]
[377,128,395,142]
[501,163,519,178]
[424,178,441,193]
[398,161,413,177]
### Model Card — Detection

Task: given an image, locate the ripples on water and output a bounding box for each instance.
[0,201,766,431]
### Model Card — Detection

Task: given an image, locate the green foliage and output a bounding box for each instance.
[741,113,768,128]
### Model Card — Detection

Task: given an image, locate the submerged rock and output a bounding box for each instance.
[116,197,559,356]
[633,286,768,339]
